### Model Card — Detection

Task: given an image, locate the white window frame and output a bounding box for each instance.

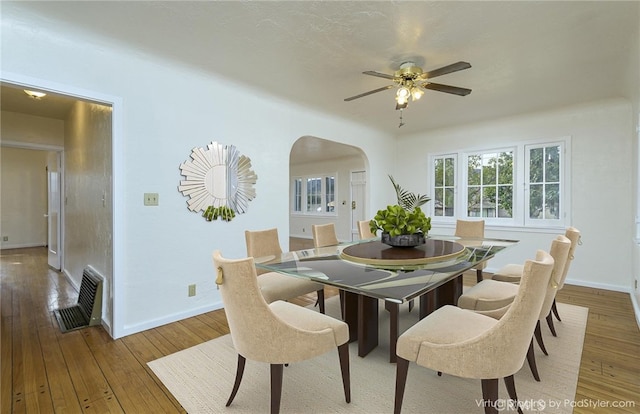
[432,153,458,221]
[291,173,338,216]
[429,137,571,229]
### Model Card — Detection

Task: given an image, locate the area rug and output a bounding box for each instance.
[148,298,588,413]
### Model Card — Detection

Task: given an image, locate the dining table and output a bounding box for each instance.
[255,235,518,363]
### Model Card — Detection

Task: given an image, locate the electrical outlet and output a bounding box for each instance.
[188,284,196,297]
[2,236,7,242]
[144,193,159,206]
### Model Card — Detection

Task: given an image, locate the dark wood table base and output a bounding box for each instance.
[341,274,464,363]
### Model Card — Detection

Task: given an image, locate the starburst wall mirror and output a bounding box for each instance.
[179,141,257,221]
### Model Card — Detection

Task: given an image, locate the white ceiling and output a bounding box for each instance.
[2,1,638,139]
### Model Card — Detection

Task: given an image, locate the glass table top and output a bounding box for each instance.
[255,236,518,303]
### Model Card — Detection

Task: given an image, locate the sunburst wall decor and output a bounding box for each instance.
[178,141,257,221]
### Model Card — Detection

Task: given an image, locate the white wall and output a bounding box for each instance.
[290,154,366,242]
[0,147,49,248]
[63,100,114,328]
[1,8,394,337]
[394,99,635,292]
[1,111,65,147]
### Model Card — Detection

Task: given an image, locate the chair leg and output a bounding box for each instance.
[339,289,345,319]
[317,289,325,314]
[481,378,499,414]
[476,268,483,283]
[533,320,548,356]
[394,357,410,414]
[226,354,246,406]
[551,299,562,321]
[270,364,284,414]
[526,339,541,382]
[546,312,557,337]
[337,343,351,403]
[503,375,523,414]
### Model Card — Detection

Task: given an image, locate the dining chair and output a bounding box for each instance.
[312,223,339,248]
[454,219,486,283]
[462,235,572,382]
[357,220,376,240]
[491,227,581,326]
[394,250,555,414]
[212,250,351,414]
[245,228,325,313]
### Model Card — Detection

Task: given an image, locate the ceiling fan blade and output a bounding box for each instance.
[420,61,471,79]
[363,70,396,80]
[423,82,472,96]
[344,85,395,101]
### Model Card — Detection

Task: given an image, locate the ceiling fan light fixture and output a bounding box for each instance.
[396,86,410,105]
[24,90,46,99]
[410,87,424,101]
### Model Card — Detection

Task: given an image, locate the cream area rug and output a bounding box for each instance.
[148,297,588,413]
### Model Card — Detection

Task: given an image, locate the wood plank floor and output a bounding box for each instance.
[2,246,639,413]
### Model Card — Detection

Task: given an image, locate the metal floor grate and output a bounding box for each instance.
[54,305,89,333]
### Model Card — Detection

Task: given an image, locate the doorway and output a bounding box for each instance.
[1,76,121,337]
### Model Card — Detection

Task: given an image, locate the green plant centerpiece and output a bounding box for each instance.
[370,175,431,247]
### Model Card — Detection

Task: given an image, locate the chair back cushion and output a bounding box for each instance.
[538,235,572,318]
[559,227,581,288]
[357,220,376,239]
[245,228,283,275]
[454,219,484,238]
[312,223,339,248]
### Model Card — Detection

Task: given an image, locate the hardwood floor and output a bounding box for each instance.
[2,246,639,413]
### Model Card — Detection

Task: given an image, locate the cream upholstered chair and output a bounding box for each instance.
[246,228,326,313]
[357,220,376,240]
[455,219,486,283]
[465,235,572,382]
[312,223,339,248]
[394,250,554,414]
[212,251,350,414]
[492,227,580,325]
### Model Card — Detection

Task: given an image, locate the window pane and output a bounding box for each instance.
[293,178,302,212]
[482,154,497,185]
[498,151,513,185]
[529,147,543,183]
[444,188,455,216]
[445,158,455,184]
[482,187,496,217]
[498,186,513,218]
[306,177,322,212]
[545,146,560,182]
[468,155,481,185]
[468,187,481,217]
[434,159,444,186]
[529,184,543,218]
[434,188,444,216]
[545,183,560,219]
[325,176,335,212]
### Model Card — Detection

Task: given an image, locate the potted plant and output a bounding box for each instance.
[370,175,431,247]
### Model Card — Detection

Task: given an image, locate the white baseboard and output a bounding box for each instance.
[114,301,224,339]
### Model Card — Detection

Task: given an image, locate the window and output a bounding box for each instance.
[430,138,569,228]
[466,150,513,218]
[433,155,456,217]
[291,174,337,215]
[525,143,563,226]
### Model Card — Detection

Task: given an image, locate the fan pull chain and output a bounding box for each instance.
[398,109,405,128]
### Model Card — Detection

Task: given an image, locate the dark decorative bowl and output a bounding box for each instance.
[381,232,426,248]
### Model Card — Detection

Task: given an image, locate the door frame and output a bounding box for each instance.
[1,72,125,338]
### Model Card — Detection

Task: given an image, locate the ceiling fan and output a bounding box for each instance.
[344,61,472,110]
